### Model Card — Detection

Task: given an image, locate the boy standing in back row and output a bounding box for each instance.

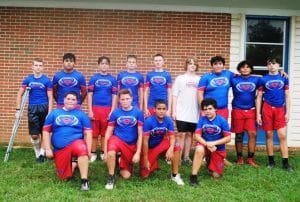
[256,58,293,172]
[53,53,87,108]
[144,54,172,116]
[87,56,118,162]
[231,61,259,167]
[16,58,53,162]
[117,55,144,109]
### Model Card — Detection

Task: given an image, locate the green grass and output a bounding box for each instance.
[0,147,299,202]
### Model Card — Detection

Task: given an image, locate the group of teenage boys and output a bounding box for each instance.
[16,52,293,191]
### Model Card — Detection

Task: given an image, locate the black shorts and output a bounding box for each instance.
[176,120,197,133]
[28,103,48,135]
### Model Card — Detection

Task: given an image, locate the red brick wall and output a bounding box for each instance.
[0,7,231,144]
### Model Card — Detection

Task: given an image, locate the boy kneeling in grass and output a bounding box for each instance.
[141,99,184,185]
[190,98,231,186]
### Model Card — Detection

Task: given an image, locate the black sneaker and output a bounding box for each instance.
[36,155,45,163]
[283,165,294,173]
[267,162,275,169]
[80,179,90,191]
[105,175,115,190]
[189,175,199,187]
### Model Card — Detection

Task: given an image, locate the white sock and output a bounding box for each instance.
[31,138,41,158]
[39,148,45,156]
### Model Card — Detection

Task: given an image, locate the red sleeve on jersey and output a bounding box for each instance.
[197,86,206,91]
[223,131,231,137]
[144,131,150,136]
[168,131,175,136]
[43,124,52,132]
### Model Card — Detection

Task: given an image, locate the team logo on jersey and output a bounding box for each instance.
[186,81,197,88]
[121,76,139,86]
[28,82,45,89]
[236,82,256,92]
[117,116,137,127]
[95,79,112,87]
[150,127,168,137]
[55,115,79,126]
[150,76,167,85]
[58,77,78,87]
[210,77,229,87]
[202,124,221,135]
[265,80,284,90]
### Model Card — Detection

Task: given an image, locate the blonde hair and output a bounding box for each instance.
[32,58,43,64]
[185,57,199,71]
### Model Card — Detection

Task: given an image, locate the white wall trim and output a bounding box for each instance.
[1,0,300,16]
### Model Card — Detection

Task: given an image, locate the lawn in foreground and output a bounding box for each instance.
[0,147,299,202]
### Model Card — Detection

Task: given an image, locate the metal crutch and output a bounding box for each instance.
[4,87,31,162]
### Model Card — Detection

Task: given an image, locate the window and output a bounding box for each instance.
[245,16,290,75]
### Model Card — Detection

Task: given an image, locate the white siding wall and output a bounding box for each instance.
[288,16,300,147]
[229,14,300,147]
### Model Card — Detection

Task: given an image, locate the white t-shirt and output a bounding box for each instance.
[173,73,200,123]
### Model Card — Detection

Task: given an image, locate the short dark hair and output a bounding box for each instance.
[127,55,137,61]
[63,53,76,62]
[98,56,110,64]
[64,91,78,100]
[236,60,253,72]
[118,89,132,98]
[267,58,280,65]
[153,53,164,59]
[154,99,167,108]
[210,56,225,66]
[201,98,217,110]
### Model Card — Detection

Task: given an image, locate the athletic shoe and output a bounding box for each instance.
[201,158,207,166]
[80,179,90,191]
[236,156,244,165]
[267,162,275,169]
[90,153,97,163]
[36,155,45,163]
[247,158,259,167]
[183,157,193,166]
[105,175,115,190]
[171,174,184,186]
[189,175,199,187]
[100,152,104,161]
[283,165,294,173]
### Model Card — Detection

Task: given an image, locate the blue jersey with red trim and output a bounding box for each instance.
[43,108,91,152]
[22,74,52,105]
[88,73,117,107]
[145,70,172,108]
[53,70,86,105]
[108,107,144,145]
[258,74,289,107]
[198,70,233,109]
[143,115,175,148]
[117,71,144,107]
[231,75,260,109]
[195,115,230,151]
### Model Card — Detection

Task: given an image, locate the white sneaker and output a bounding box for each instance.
[100,153,104,161]
[171,174,184,186]
[105,175,115,190]
[90,153,97,162]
